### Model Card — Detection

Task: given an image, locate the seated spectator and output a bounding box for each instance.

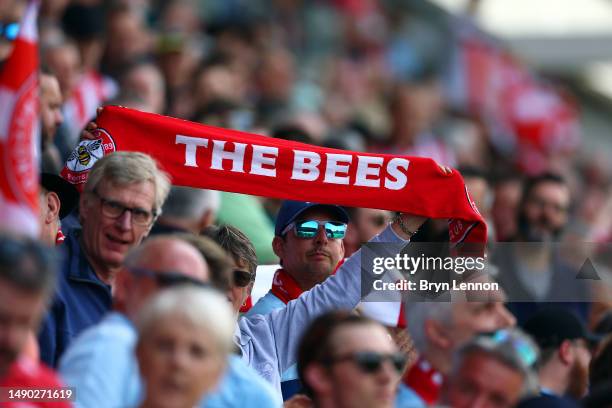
[39,172,79,246]
[150,186,220,236]
[297,311,405,408]
[399,289,516,407]
[521,307,596,405]
[203,224,257,313]
[0,234,70,407]
[444,329,539,408]
[59,235,280,408]
[135,286,235,408]
[38,152,171,367]
[215,210,425,395]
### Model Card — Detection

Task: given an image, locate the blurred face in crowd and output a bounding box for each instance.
[446,352,524,408]
[446,301,516,350]
[0,278,47,375]
[355,208,392,243]
[116,238,209,320]
[492,179,522,241]
[309,323,401,408]
[122,64,165,114]
[273,208,345,291]
[44,43,80,100]
[137,314,226,408]
[80,179,156,280]
[40,74,63,141]
[520,181,570,242]
[229,256,254,314]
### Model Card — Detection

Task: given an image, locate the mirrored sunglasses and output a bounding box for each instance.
[283,220,347,239]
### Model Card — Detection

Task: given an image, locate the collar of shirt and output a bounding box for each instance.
[403,357,445,405]
[64,229,110,289]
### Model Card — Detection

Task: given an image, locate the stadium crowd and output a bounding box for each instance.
[1,0,612,407]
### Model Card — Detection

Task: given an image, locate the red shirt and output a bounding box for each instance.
[0,358,72,407]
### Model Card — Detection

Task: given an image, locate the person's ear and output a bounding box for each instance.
[272,236,284,259]
[304,364,332,395]
[425,319,452,350]
[558,340,574,366]
[198,209,215,231]
[44,192,61,224]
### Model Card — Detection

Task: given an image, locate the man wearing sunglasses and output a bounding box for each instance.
[247,200,350,398]
[58,235,280,408]
[249,200,350,317]
[298,311,405,408]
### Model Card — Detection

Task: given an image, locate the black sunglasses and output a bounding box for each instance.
[128,266,209,288]
[234,269,255,287]
[324,351,406,374]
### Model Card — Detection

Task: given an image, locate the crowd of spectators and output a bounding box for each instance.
[1,0,612,407]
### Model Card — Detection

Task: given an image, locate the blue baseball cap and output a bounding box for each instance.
[275,200,350,236]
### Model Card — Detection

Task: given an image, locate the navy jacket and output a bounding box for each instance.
[38,229,112,367]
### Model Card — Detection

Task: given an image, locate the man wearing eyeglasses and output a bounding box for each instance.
[38,151,171,367]
[297,311,405,408]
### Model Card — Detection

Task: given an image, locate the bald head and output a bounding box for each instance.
[116,236,209,318]
[129,236,209,281]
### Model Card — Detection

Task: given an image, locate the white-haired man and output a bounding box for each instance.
[398,291,516,407]
[38,151,171,367]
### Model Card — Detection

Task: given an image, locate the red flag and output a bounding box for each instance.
[0,1,40,237]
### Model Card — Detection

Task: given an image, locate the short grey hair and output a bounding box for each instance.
[451,328,539,397]
[136,286,235,353]
[84,152,171,214]
[406,302,453,352]
[161,186,220,220]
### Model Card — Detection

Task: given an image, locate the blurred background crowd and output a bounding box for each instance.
[1,0,612,407]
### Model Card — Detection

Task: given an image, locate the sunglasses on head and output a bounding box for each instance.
[128,266,209,288]
[234,269,255,287]
[324,351,406,374]
[484,329,538,367]
[282,220,347,239]
[0,22,19,41]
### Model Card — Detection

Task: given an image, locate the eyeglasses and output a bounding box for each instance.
[128,266,209,288]
[324,351,406,374]
[0,22,19,41]
[485,329,538,367]
[92,189,156,226]
[282,220,347,239]
[234,269,255,287]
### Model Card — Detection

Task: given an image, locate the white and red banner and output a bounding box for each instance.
[62,106,487,251]
[0,1,40,237]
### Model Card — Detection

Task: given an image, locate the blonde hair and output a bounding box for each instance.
[84,151,171,214]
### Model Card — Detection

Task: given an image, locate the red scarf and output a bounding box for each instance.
[271,269,304,304]
[271,259,345,304]
[403,357,445,405]
[61,106,486,252]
